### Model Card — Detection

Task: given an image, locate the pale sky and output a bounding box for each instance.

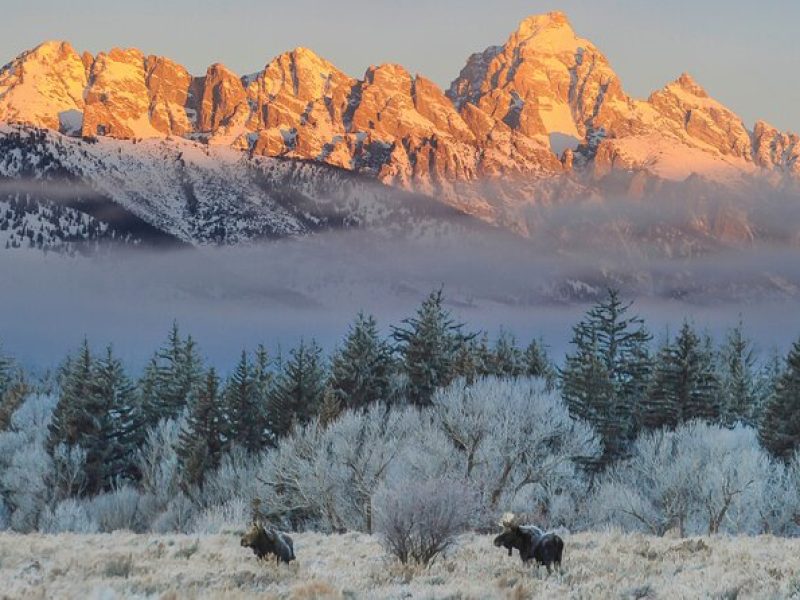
[3,0,798,131]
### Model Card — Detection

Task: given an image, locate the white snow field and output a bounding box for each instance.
[1,530,799,599]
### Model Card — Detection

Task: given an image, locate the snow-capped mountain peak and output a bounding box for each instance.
[0,12,798,241]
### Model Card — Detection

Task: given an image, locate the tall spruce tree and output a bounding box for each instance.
[177,368,225,487]
[643,322,721,429]
[676,324,721,422]
[140,323,203,426]
[49,342,140,494]
[755,348,784,417]
[49,340,95,453]
[392,290,473,405]
[329,312,394,410]
[223,351,268,452]
[451,333,492,384]
[759,337,800,461]
[88,346,142,491]
[491,330,524,377]
[719,322,758,427]
[523,338,557,389]
[641,337,681,430]
[561,326,621,464]
[561,290,652,464]
[253,344,273,402]
[268,339,326,437]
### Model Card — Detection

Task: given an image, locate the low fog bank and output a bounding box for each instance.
[2,225,800,372]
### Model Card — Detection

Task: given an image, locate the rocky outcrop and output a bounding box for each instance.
[145,56,194,136]
[752,120,800,176]
[244,47,355,162]
[0,41,87,133]
[82,48,159,138]
[647,73,753,160]
[196,63,248,134]
[240,50,556,209]
[447,12,638,143]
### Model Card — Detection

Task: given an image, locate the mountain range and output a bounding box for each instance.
[0,11,798,251]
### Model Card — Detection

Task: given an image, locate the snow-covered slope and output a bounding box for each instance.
[0,126,486,248]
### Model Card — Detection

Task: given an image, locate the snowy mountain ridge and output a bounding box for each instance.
[0,125,487,247]
[0,12,796,226]
[0,11,798,254]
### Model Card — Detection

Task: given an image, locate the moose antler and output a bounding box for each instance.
[499,512,521,530]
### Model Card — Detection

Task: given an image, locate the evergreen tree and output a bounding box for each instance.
[253,344,273,401]
[140,323,203,426]
[755,348,783,417]
[49,340,95,453]
[0,341,26,432]
[523,338,557,389]
[319,385,344,428]
[49,342,141,494]
[222,351,267,452]
[561,325,621,464]
[491,330,524,377]
[177,368,225,487]
[329,312,394,410]
[451,333,492,384]
[268,339,326,437]
[560,289,652,464]
[88,346,142,491]
[719,322,758,427]
[392,290,473,405]
[0,340,12,401]
[759,337,800,461]
[676,324,721,422]
[451,338,480,384]
[641,337,680,429]
[643,322,721,429]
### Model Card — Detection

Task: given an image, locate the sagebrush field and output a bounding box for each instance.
[1,530,799,599]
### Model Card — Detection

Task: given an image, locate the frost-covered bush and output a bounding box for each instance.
[151,493,195,533]
[427,377,600,527]
[51,443,87,500]
[256,404,417,532]
[133,417,195,533]
[85,486,147,533]
[191,497,250,534]
[40,499,98,534]
[137,418,182,506]
[759,452,800,536]
[373,476,476,566]
[0,394,58,532]
[250,379,599,534]
[591,422,773,536]
[199,446,264,509]
[7,393,57,441]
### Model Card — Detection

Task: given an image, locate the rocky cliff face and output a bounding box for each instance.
[448,12,635,143]
[752,120,800,176]
[0,11,796,228]
[0,41,87,133]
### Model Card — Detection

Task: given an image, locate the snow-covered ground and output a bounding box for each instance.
[1,530,799,599]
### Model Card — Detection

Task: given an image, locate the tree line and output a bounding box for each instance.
[0,289,799,534]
